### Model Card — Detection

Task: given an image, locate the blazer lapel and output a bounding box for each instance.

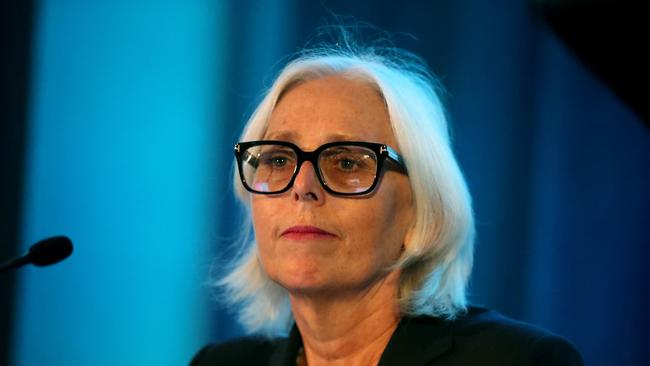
[377,316,454,366]
[270,324,303,366]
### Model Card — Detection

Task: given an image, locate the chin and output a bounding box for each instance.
[271,260,331,292]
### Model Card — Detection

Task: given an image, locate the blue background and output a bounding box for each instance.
[4,1,649,365]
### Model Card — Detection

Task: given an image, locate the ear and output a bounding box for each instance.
[403,223,415,253]
[402,196,417,253]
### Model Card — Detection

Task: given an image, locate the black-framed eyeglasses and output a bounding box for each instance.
[234,140,407,196]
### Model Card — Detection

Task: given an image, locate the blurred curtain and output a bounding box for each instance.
[10,1,225,365]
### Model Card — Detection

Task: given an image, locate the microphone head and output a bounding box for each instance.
[27,236,74,267]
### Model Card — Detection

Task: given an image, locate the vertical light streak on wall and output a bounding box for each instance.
[12,1,225,365]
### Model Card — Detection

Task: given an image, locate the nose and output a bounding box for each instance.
[291,161,324,203]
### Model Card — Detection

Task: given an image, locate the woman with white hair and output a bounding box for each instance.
[191,39,583,365]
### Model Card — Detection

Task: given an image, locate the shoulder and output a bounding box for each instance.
[446,306,584,365]
[190,336,284,366]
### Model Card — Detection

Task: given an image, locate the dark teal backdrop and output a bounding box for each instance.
[2,1,648,366]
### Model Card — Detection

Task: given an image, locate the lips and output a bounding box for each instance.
[280,225,337,240]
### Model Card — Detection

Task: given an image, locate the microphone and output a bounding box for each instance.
[0,236,73,275]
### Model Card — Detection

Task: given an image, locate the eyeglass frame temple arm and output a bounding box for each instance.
[235,143,260,169]
[382,145,407,173]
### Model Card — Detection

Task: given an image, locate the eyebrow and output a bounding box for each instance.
[264,130,295,141]
[263,130,362,142]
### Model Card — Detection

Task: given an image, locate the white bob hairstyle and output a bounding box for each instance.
[219,41,475,336]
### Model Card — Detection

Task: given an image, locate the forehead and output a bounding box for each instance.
[264,75,397,148]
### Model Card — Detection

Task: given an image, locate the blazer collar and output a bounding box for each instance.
[269,315,454,366]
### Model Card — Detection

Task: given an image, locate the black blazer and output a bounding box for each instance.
[190,306,583,366]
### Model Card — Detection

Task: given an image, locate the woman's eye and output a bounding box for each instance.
[260,152,293,168]
[271,156,288,167]
[337,157,359,171]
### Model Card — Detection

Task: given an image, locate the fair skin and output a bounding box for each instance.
[252,75,415,366]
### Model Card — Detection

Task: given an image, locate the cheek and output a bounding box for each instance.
[341,196,405,263]
[251,196,281,230]
[251,198,287,282]
[251,198,280,256]
[367,180,413,259]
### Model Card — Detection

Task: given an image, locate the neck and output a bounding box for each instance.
[289,270,401,366]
